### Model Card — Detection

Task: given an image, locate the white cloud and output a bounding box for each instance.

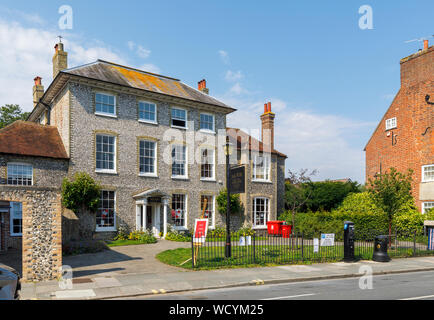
[218,50,229,64]
[127,40,151,58]
[0,18,159,112]
[138,63,161,74]
[225,70,243,82]
[229,82,249,95]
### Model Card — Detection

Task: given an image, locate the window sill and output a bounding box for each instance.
[199,129,216,135]
[10,234,22,237]
[200,178,216,182]
[139,173,158,178]
[252,179,272,184]
[252,226,267,230]
[173,226,188,231]
[95,112,117,119]
[172,176,189,181]
[139,119,158,125]
[95,170,118,175]
[96,228,117,232]
[171,125,188,130]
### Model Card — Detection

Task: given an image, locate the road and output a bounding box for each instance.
[116,270,434,300]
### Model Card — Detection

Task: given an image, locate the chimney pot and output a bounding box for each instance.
[267,102,271,113]
[34,76,42,86]
[424,39,429,50]
[264,103,268,114]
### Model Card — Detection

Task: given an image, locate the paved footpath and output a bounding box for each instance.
[21,255,434,300]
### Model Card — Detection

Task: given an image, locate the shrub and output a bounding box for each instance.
[165,226,192,242]
[61,172,101,212]
[127,230,158,243]
[114,224,130,241]
[216,189,242,215]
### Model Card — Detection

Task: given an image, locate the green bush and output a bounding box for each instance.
[126,230,157,244]
[165,226,192,242]
[393,207,434,235]
[61,172,101,212]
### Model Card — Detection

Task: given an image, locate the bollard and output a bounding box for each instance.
[344,221,355,262]
[372,235,390,262]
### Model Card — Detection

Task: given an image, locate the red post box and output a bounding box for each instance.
[281,225,293,238]
[267,221,283,235]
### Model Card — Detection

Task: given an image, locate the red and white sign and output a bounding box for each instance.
[193,219,209,244]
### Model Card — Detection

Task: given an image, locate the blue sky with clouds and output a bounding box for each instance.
[0,0,432,183]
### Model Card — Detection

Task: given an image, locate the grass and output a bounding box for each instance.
[105,239,157,247]
[156,243,434,270]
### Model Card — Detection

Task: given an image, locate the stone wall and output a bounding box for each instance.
[0,186,62,281]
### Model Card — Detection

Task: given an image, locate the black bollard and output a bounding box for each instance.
[372,235,391,262]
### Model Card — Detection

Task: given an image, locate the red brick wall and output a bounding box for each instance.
[365,46,434,211]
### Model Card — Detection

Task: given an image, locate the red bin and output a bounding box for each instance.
[267,221,283,235]
[281,225,293,238]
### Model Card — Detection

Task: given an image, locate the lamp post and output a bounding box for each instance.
[224,137,233,258]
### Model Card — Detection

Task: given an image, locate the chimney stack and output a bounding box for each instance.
[260,101,275,151]
[52,42,68,78]
[33,76,44,108]
[424,39,429,50]
[198,79,209,94]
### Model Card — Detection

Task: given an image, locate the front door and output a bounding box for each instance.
[146,205,152,230]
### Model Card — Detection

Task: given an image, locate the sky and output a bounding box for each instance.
[0,0,432,183]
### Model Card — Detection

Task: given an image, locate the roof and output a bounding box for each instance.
[62,60,235,111]
[0,121,68,159]
[226,127,287,158]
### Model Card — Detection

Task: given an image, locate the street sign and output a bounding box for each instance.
[229,165,245,194]
[193,219,208,244]
[321,233,335,246]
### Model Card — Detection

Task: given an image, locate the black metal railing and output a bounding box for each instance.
[191,229,434,268]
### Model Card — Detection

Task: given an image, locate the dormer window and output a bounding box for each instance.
[385,117,397,130]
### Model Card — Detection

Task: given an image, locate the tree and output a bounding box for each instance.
[216,188,242,215]
[285,168,317,232]
[302,180,362,212]
[368,167,414,245]
[0,104,30,129]
[62,172,102,240]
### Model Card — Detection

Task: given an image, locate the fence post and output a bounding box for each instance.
[191,233,195,268]
[301,232,304,263]
[253,233,256,264]
[413,230,416,257]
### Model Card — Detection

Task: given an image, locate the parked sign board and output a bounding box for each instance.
[320,233,335,246]
[193,219,208,244]
[229,166,245,194]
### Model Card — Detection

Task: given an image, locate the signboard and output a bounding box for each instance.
[148,197,161,203]
[229,166,245,194]
[239,235,252,246]
[313,238,319,253]
[193,219,209,244]
[320,233,335,246]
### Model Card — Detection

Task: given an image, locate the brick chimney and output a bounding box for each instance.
[198,79,209,94]
[33,76,44,108]
[52,42,68,78]
[400,39,433,88]
[424,39,429,50]
[260,102,275,151]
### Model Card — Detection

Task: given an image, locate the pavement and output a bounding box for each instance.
[19,252,434,300]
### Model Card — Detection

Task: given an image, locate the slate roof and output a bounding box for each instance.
[0,121,68,159]
[226,127,287,158]
[62,60,235,112]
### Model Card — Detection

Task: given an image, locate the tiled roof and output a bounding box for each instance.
[0,121,68,159]
[226,127,287,158]
[63,60,235,112]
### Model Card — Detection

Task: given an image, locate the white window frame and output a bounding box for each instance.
[171,144,188,179]
[95,134,117,174]
[423,202,434,214]
[9,202,22,236]
[139,140,157,177]
[253,197,269,229]
[96,190,117,232]
[7,162,33,186]
[201,195,215,229]
[172,193,188,230]
[385,117,397,130]
[95,92,117,118]
[138,100,157,124]
[252,154,271,182]
[171,107,188,129]
[199,112,215,133]
[200,148,215,181]
[422,164,434,183]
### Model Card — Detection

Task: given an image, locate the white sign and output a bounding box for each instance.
[239,236,246,246]
[193,219,209,244]
[313,238,319,253]
[320,233,335,246]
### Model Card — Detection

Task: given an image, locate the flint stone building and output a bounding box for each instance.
[21,42,287,243]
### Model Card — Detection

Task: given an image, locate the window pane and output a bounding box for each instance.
[95,93,115,115]
[96,191,115,228]
[96,135,116,171]
[7,164,33,186]
[171,194,186,227]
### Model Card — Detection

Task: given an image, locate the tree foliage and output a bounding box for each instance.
[61,172,101,212]
[216,188,242,215]
[368,167,414,237]
[0,104,30,129]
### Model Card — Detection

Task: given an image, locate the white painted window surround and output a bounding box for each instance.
[422,165,434,182]
[385,117,397,130]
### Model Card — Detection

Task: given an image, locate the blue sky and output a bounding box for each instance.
[0,0,432,183]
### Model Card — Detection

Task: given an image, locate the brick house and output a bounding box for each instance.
[25,42,286,239]
[365,40,433,213]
